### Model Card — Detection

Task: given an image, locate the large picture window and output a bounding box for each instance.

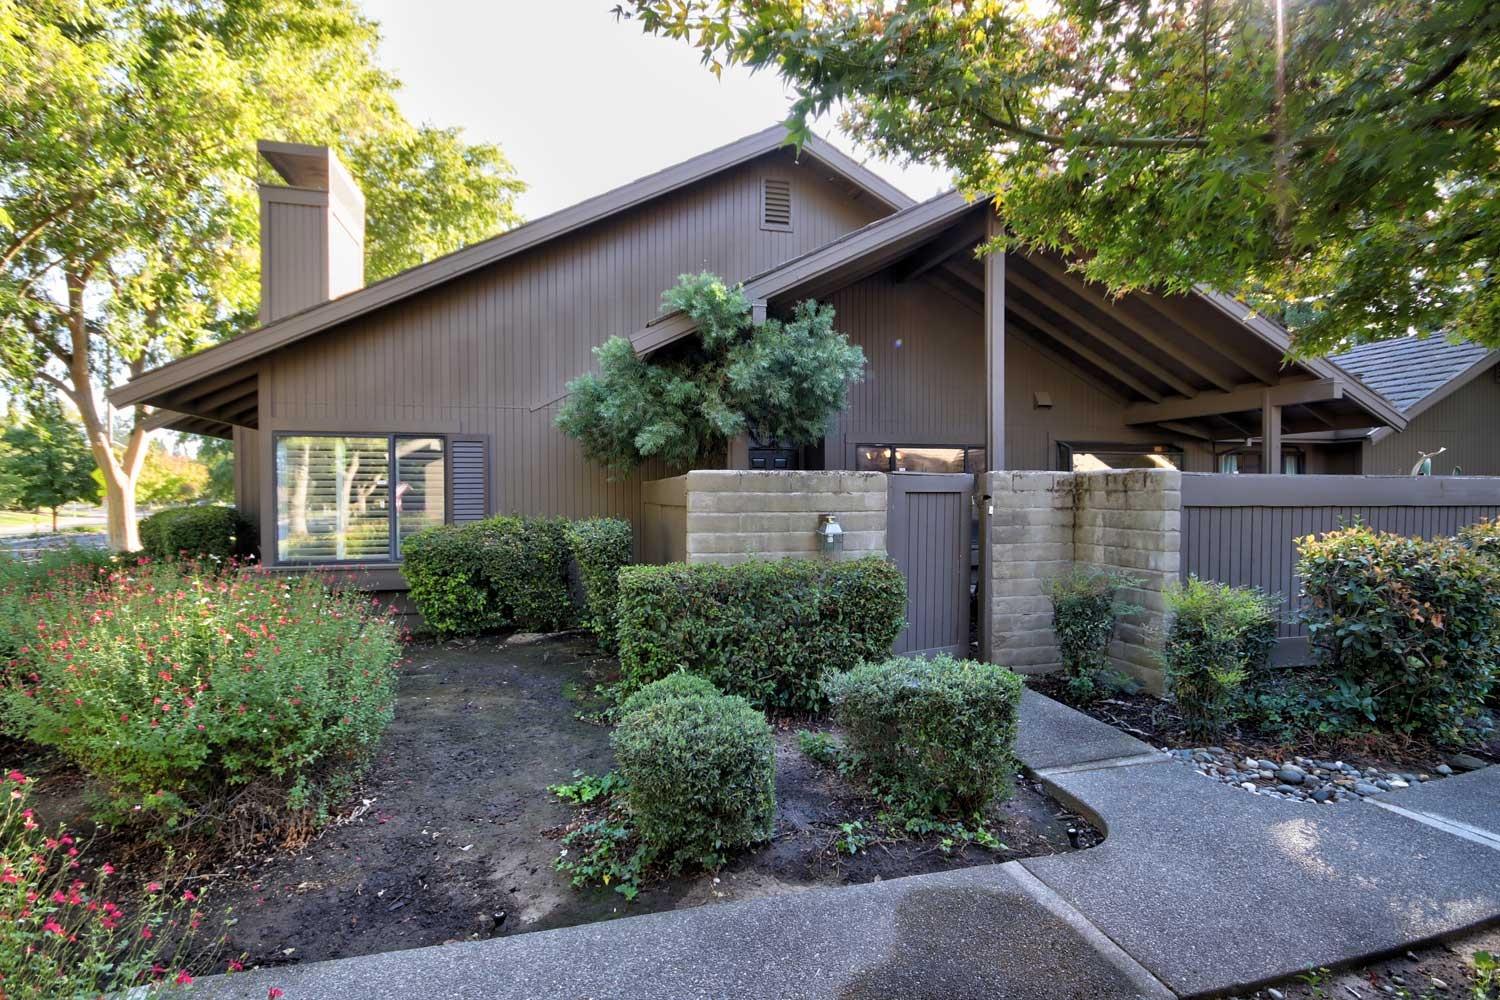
[1058,442,1183,472]
[275,434,446,564]
[856,444,986,474]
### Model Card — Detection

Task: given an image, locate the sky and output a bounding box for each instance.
[356,0,953,221]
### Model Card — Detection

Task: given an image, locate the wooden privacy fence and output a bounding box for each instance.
[1180,475,1500,650]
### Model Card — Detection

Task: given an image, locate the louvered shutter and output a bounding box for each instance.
[761,178,792,231]
[448,435,490,523]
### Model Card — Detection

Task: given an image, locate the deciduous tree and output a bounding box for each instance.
[0,0,524,549]
[616,0,1500,355]
[1,399,98,532]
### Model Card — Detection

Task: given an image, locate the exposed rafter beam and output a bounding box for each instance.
[1007,301,1164,402]
[1133,293,1282,385]
[1125,378,1343,425]
[892,219,984,284]
[1156,420,1215,442]
[1019,255,1237,393]
[1007,271,1198,398]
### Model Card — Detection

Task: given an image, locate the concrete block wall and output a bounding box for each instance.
[986,469,1182,691]
[642,470,887,566]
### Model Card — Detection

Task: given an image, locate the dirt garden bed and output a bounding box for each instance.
[10,634,1094,969]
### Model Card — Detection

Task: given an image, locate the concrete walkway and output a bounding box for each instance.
[196,689,1500,1000]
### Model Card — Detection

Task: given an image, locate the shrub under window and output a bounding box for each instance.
[615,557,906,713]
[402,515,574,637]
[1298,524,1500,742]
[827,655,1023,818]
[612,687,776,872]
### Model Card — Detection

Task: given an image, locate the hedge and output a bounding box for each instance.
[612,687,775,872]
[616,556,907,713]
[618,673,721,717]
[1049,568,1138,701]
[827,655,1023,817]
[1298,524,1500,742]
[567,518,633,650]
[402,516,574,637]
[138,505,255,564]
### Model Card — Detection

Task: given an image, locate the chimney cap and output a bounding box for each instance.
[257,140,363,206]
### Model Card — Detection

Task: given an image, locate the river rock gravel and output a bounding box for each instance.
[1161,746,1450,804]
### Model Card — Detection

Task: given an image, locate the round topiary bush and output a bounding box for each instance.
[138,504,255,564]
[828,655,1023,818]
[618,672,721,717]
[612,690,775,872]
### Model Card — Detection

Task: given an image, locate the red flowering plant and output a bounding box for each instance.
[0,769,225,998]
[0,561,402,847]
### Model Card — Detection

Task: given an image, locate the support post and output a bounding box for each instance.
[981,211,1006,663]
[1261,391,1283,474]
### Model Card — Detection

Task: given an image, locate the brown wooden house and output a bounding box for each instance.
[112,127,1490,597]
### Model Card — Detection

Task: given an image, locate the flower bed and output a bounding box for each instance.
[1,560,402,846]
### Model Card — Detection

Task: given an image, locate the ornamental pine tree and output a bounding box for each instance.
[557,273,865,478]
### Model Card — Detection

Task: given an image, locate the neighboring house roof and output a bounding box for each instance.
[1332,336,1498,415]
[111,125,913,410]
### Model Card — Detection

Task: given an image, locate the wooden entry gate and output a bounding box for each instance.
[886,472,974,656]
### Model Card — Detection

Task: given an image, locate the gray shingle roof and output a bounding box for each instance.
[1332,336,1495,413]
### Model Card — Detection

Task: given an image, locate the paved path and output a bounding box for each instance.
[195,689,1500,1000]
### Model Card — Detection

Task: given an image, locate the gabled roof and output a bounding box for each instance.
[1332,336,1498,414]
[111,125,913,410]
[628,195,1407,432]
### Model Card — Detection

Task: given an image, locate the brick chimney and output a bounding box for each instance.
[256,140,365,324]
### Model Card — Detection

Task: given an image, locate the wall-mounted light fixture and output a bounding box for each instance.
[1033,391,1053,409]
[816,513,844,554]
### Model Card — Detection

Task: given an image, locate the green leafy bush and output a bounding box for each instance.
[612,688,776,872]
[1049,569,1139,701]
[0,562,402,843]
[1458,516,1500,564]
[1298,524,1500,742]
[618,672,722,716]
[827,655,1023,818]
[567,517,633,650]
[616,556,906,713]
[402,515,574,637]
[137,504,255,563]
[1161,578,1280,739]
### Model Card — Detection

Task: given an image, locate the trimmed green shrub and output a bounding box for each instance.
[616,556,907,713]
[1049,568,1139,701]
[138,504,254,563]
[618,672,721,717]
[827,655,1023,817]
[568,517,633,650]
[1161,578,1280,739]
[0,562,402,844]
[1298,524,1500,742]
[612,689,776,872]
[402,515,574,637]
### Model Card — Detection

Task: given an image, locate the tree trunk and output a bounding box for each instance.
[100,464,141,551]
[50,506,58,533]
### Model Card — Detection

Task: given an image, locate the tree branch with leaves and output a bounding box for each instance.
[615,0,1500,356]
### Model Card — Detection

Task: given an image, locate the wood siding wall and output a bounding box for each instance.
[1181,474,1500,642]
[823,272,1215,472]
[1364,363,1500,475]
[253,151,891,561]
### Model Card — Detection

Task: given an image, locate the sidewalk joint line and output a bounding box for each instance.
[1366,799,1500,853]
[1005,863,1178,999]
[1033,752,1169,777]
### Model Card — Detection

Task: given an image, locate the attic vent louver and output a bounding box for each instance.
[761,178,792,231]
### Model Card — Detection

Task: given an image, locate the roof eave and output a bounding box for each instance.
[111,125,913,409]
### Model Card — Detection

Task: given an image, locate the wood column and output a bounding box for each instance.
[985,213,1006,471]
[1261,390,1283,474]
[980,211,1006,663]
